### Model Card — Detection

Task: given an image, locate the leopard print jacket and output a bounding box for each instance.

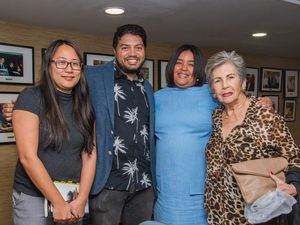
[204,96,300,225]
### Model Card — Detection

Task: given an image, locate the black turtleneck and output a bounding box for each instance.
[13,86,84,197]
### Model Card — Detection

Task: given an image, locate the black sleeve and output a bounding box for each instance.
[14,87,42,116]
[286,167,300,225]
[286,167,300,196]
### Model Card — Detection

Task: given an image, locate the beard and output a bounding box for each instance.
[116,57,145,75]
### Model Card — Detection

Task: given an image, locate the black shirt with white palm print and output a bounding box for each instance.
[105,63,152,191]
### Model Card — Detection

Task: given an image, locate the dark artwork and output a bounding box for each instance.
[262,71,280,89]
[93,59,110,65]
[0,52,23,77]
[140,67,150,80]
[246,73,255,92]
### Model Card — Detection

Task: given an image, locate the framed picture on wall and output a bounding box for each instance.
[158,60,168,89]
[283,99,296,122]
[41,48,47,61]
[0,43,34,85]
[84,52,114,66]
[245,67,259,96]
[285,70,298,98]
[0,92,19,144]
[141,59,154,87]
[260,67,282,92]
[262,95,279,112]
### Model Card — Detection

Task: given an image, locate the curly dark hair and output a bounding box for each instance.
[113,24,147,49]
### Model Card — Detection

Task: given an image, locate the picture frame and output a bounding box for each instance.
[245,67,259,96]
[84,53,154,87]
[283,99,296,122]
[141,59,154,87]
[41,48,47,61]
[0,92,19,144]
[0,43,34,85]
[284,69,298,98]
[83,52,114,66]
[260,67,282,92]
[158,60,168,89]
[262,95,279,112]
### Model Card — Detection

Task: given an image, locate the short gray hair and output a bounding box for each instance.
[205,51,246,88]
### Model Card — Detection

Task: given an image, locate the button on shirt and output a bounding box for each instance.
[105,63,152,191]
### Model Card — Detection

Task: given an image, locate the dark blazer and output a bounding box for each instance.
[85,61,155,195]
[286,167,300,225]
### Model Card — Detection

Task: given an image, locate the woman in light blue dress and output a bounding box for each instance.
[154,45,219,225]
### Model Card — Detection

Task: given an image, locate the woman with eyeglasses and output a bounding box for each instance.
[12,39,96,225]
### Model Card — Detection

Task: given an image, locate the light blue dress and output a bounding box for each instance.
[154,85,219,225]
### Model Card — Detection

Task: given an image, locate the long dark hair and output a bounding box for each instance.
[166,44,206,87]
[40,39,94,154]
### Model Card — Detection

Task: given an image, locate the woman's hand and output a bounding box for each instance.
[270,172,297,196]
[69,197,86,220]
[52,201,75,223]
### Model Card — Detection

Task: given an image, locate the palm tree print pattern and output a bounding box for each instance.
[122,159,139,190]
[140,125,149,154]
[107,73,151,191]
[140,172,151,188]
[113,136,127,169]
[124,107,139,131]
[114,83,126,116]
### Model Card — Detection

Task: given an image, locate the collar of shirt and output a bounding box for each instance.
[113,60,145,83]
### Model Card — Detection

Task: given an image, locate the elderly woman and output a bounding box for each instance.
[204,51,300,225]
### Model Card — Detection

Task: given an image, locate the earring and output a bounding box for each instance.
[242,83,246,92]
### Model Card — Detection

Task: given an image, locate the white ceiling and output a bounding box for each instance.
[1,0,300,59]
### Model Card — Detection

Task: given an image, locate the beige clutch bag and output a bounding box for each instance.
[230,157,288,204]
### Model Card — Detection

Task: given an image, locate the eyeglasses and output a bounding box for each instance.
[51,59,82,71]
